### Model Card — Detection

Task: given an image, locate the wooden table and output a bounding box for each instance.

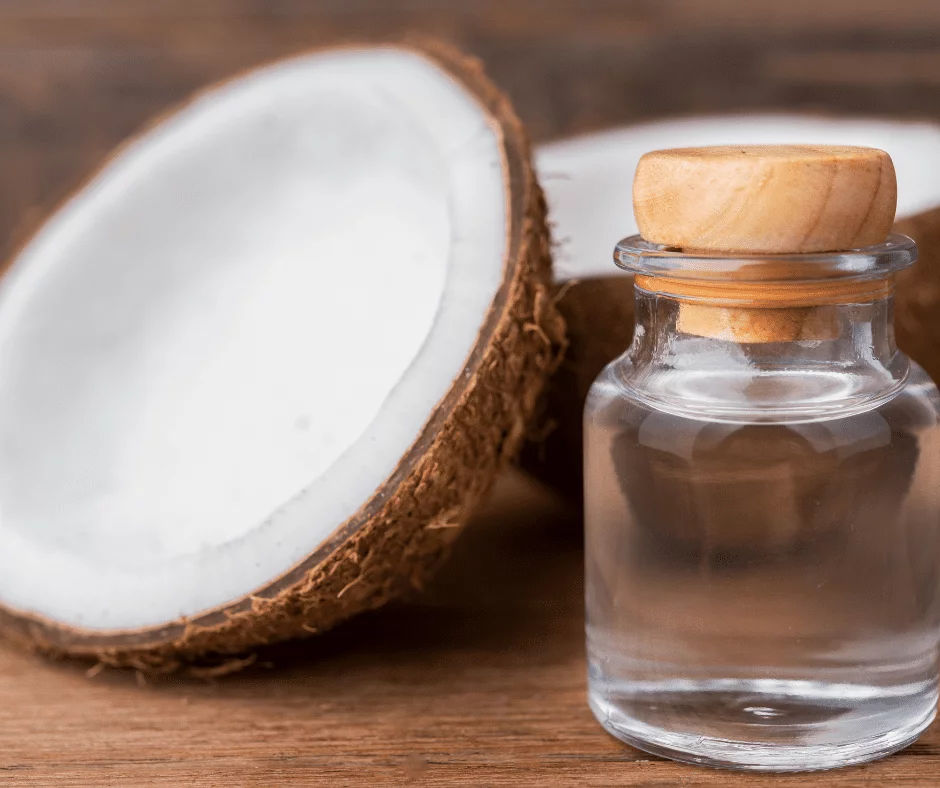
[3,473,939,786]
[3,3,940,785]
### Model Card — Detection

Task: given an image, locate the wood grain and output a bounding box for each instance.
[631,145,896,253]
[3,2,940,785]
[2,473,939,787]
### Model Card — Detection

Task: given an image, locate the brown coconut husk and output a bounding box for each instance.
[524,209,940,502]
[522,276,632,500]
[895,207,940,383]
[0,41,565,673]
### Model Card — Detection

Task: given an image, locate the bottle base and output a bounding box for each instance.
[588,678,937,772]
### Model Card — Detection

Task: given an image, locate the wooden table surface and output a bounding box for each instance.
[4,2,940,785]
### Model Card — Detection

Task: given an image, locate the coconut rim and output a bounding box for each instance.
[0,39,535,654]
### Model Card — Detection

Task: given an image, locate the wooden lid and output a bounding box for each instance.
[633,145,896,254]
[631,145,899,342]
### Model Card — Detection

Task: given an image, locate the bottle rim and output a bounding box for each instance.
[614,233,917,281]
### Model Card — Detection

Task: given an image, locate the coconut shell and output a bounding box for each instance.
[523,209,940,502]
[0,41,565,673]
[521,277,632,500]
[895,207,940,384]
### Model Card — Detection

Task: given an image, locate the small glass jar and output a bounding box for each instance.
[584,234,940,771]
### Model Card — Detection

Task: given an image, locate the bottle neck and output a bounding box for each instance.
[623,281,908,422]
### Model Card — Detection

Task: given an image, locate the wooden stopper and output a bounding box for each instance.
[632,145,898,342]
[634,145,896,254]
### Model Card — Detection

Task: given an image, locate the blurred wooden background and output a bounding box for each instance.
[2,2,940,785]
[4,0,940,256]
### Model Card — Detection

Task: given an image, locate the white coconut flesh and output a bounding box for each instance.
[0,49,509,631]
[537,115,940,280]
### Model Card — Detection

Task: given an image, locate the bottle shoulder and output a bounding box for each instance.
[882,360,940,427]
[586,349,940,427]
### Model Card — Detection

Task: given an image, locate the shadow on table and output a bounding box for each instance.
[252,470,582,671]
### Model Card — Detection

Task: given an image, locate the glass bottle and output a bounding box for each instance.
[584,233,940,771]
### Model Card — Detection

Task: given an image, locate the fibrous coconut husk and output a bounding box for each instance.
[0,41,565,672]
[896,207,940,383]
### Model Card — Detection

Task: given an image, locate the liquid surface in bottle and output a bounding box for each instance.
[585,361,940,770]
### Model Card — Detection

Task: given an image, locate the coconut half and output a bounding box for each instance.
[528,115,940,498]
[0,43,563,670]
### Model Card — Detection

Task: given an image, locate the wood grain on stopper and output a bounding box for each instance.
[633,145,897,253]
